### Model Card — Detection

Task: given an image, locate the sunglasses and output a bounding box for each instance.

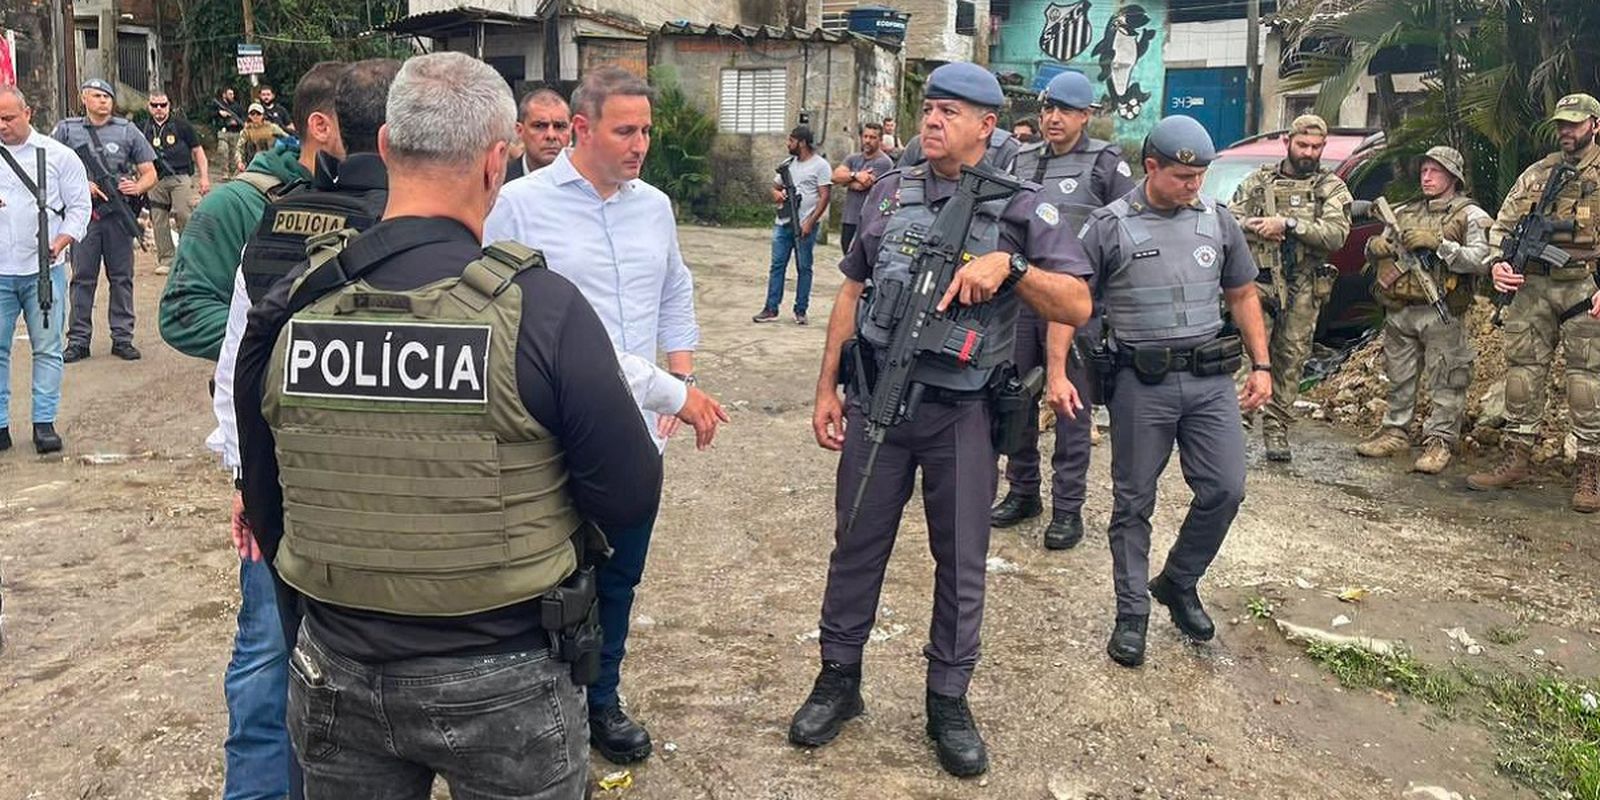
[149,102,169,108]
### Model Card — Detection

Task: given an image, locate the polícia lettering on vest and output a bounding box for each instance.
[282,319,491,404]
[272,210,350,236]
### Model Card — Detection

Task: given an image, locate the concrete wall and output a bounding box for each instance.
[898,0,984,63]
[2,0,64,126]
[1261,30,1428,131]
[409,0,794,28]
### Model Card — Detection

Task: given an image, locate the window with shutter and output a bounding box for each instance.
[718,68,789,134]
[956,0,977,35]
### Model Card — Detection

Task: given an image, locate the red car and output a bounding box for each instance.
[1201,128,1389,341]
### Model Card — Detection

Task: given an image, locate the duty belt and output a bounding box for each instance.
[1112,335,1244,385]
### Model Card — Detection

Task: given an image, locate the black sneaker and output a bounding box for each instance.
[0,428,10,451]
[62,343,89,363]
[31,423,62,454]
[752,309,780,323]
[925,689,987,777]
[111,342,142,361]
[788,661,864,747]
[588,702,652,764]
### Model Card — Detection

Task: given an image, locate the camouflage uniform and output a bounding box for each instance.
[1469,93,1600,512]
[1357,147,1492,472]
[1228,125,1352,459]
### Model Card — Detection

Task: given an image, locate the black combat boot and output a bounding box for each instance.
[0,428,10,451]
[589,702,652,764]
[925,689,987,777]
[788,661,864,747]
[989,491,1042,528]
[1042,511,1083,550]
[32,423,62,454]
[1107,614,1148,667]
[1148,573,1215,641]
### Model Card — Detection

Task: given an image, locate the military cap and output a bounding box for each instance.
[1290,114,1329,137]
[80,78,115,98]
[1551,93,1600,123]
[1143,115,1216,167]
[1418,145,1468,187]
[248,102,266,115]
[1040,70,1098,110]
[924,62,1005,109]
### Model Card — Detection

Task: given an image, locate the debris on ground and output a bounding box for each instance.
[1275,618,1397,655]
[1443,627,1483,656]
[598,770,633,791]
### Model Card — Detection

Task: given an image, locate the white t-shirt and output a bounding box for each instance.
[773,153,832,226]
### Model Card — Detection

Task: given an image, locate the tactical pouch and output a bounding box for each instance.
[1314,264,1337,303]
[989,365,1045,456]
[1192,336,1244,377]
[1075,331,1115,405]
[1131,348,1173,385]
[838,338,858,389]
[868,281,904,329]
[542,565,603,685]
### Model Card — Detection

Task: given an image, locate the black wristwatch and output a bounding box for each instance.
[1251,363,1272,372]
[1005,252,1030,287]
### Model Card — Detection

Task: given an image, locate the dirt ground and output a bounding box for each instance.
[0,225,1596,800]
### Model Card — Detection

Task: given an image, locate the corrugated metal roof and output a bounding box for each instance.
[657,20,898,49]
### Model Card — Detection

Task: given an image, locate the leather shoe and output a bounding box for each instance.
[1107,614,1147,667]
[62,343,89,363]
[789,661,864,747]
[111,342,142,361]
[31,423,62,454]
[1042,511,1083,550]
[1149,573,1215,642]
[589,703,652,764]
[989,491,1042,528]
[925,689,987,777]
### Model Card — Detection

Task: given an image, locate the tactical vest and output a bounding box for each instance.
[1012,138,1117,232]
[241,184,385,303]
[858,173,1015,393]
[1373,195,1478,314]
[1238,165,1336,269]
[1099,196,1227,345]
[1512,152,1600,256]
[262,237,584,617]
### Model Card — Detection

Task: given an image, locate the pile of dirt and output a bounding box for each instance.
[1303,298,1577,466]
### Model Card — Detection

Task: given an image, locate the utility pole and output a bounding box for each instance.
[1245,0,1261,136]
[241,0,258,89]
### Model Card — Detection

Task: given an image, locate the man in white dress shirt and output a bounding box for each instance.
[0,85,92,453]
[484,65,727,765]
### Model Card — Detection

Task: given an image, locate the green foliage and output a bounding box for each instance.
[641,67,715,220]
[707,201,774,228]
[1246,596,1275,620]
[1304,642,1464,706]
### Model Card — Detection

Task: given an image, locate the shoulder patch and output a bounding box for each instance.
[1036,203,1060,226]
[1116,161,1132,178]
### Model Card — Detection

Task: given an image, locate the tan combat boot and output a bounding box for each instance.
[1573,453,1600,513]
[1264,429,1292,462]
[1413,437,1453,474]
[1356,428,1410,458]
[1466,440,1531,491]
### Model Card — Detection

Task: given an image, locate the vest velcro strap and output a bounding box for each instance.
[452,260,517,312]
[276,429,498,461]
[499,439,564,468]
[291,524,573,572]
[1196,207,1219,239]
[280,466,501,498]
[288,501,504,534]
[482,241,544,272]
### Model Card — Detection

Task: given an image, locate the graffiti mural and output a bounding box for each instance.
[992,0,1169,143]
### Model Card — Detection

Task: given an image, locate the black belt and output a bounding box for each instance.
[1115,346,1201,372]
[922,386,987,404]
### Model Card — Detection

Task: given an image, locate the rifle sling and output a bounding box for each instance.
[0,146,66,220]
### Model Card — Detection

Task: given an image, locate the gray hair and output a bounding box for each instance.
[385,52,516,166]
[0,85,27,108]
[571,66,654,121]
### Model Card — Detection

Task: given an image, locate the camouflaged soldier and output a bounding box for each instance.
[1228,114,1353,461]
[1356,146,1491,474]
[1471,93,1600,512]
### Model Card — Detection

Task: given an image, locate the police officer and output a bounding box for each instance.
[1078,116,1272,667]
[1473,93,1600,513]
[991,70,1136,548]
[234,52,661,797]
[1355,146,1490,474]
[53,78,157,362]
[793,62,1093,777]
[140,91,209,275]
[1228,114,1352,461]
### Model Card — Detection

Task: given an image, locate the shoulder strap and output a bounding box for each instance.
[452,241,547,311]
[0,145,38,196]
[234,171,286,199]
[81,123,116,175]
[285,223,458,313]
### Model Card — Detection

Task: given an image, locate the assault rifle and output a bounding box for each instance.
[1493,162,1578,326]
[776,156,803,240]
[1372,197,1451,323]
[35,149,51,327]
[844,164,1024,533]
[74,143,145,243]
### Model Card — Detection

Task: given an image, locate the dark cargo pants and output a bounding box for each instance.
[288,625,587,800]
[1003,310,1096,514]
[1104,369,1246,616]
[69,217,137,348]
[819,399,996,696]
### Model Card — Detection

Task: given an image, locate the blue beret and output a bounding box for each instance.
[925,63,1004,108]
[1143,115,1216,166]
[81,78,115,98]
[1041,70,1097,110]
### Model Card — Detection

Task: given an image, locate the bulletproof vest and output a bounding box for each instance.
[262,238,583,617]
[858,172,1015,392]
[1013,138,1115,231]
[1099,196,1227,345]
[1238,165,1336,268]
[240,184,385,303]
[1375,195,1477,313]
[1512,152,1600,251]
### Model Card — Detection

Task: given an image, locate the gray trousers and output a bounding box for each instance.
[69,217,137,347]
[1004,311,1095,513]
[820,399,996,696]
[1105,369,1246,615]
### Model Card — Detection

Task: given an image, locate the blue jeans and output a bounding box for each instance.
[0,265,67,428]
[591,510,659,711]
[223,557,292,800]
[764,224,816,316]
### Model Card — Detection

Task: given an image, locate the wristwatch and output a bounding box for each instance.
[1251,363,1272,372]
[1284,217,1299,233]
[670,371,697,386]
[1006,252,1030,287]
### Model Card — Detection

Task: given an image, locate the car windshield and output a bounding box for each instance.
[1200,156,1340,204]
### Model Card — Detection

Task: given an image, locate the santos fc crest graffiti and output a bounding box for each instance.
[1037,1,1156,121]
[1038,1,1094,62]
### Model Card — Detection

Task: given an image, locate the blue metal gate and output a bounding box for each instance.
[1163,67,1246,148]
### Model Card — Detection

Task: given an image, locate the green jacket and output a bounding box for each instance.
[158,143,310,361]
